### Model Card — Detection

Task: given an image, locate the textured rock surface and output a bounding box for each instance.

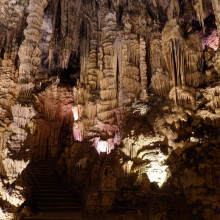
[0,0,220,219]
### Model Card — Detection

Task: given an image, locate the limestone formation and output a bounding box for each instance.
[0,0,220,219]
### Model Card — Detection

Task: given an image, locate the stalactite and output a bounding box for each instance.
[47,0,58,69]
[186,71,205,87]
[150,70,170,96]
[162,20,186,89]
[185,33,203,79]
[97,99,118,113]
[162,17,204,106]
[59,0,82,69]
[211,0,220,41]
[169,87,195,108]
[121,32,141,104]
[48,38,55,69]
[61,0,67,38]
[194,0,205,33]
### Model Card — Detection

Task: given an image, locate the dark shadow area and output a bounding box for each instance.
[59,52,80,87]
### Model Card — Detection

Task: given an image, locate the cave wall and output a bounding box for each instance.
[0,0,219,219]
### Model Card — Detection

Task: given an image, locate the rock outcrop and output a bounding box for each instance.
[0,0,220,219]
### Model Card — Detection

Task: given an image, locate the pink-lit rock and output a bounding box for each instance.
[92,137,115,154]
[72,106,82,121]
[73,122,83,141]
[202,29,219,51]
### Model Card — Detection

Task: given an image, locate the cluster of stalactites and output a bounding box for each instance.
[151,69,170,96]
[162,19,186,87]
[71,0,151,153]
[161,17,203,107]
[57,0,82,69]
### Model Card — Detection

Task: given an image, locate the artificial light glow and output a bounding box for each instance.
[146,162,169,187]
[97,141,108,153]
[144,149,170,187]
[72,106,79,121]
[92,137,116,154]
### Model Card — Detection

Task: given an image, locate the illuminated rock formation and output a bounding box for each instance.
[18,0,47,96]
[0,0,220,219]
[0,0,47,218]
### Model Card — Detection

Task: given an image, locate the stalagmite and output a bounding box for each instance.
[139,37,148,101]
[88,21,99,90]
[18,0,48,97]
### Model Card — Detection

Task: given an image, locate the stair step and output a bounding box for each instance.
[34,195,74,200]
[24,211,82,220]
[30,184,61,187]
[30,178,57,182]
[26,159,82,218]
[28,167,55,168]
[36,201,77,205]
[32,189,66,192]
[30,181,57,184]
[36,198,76,202]
[28,169,54,170]
[29,174,55,176]
[32,190,70,194]
[38,206,81,212]
[33,189,71,193]
[37,202,77,206]
[31,185,68,189]
[33,191,72,195]
[25,218,82,220]
[29,171,55,173]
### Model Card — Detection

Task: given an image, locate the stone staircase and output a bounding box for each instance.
[24,158,83,220]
